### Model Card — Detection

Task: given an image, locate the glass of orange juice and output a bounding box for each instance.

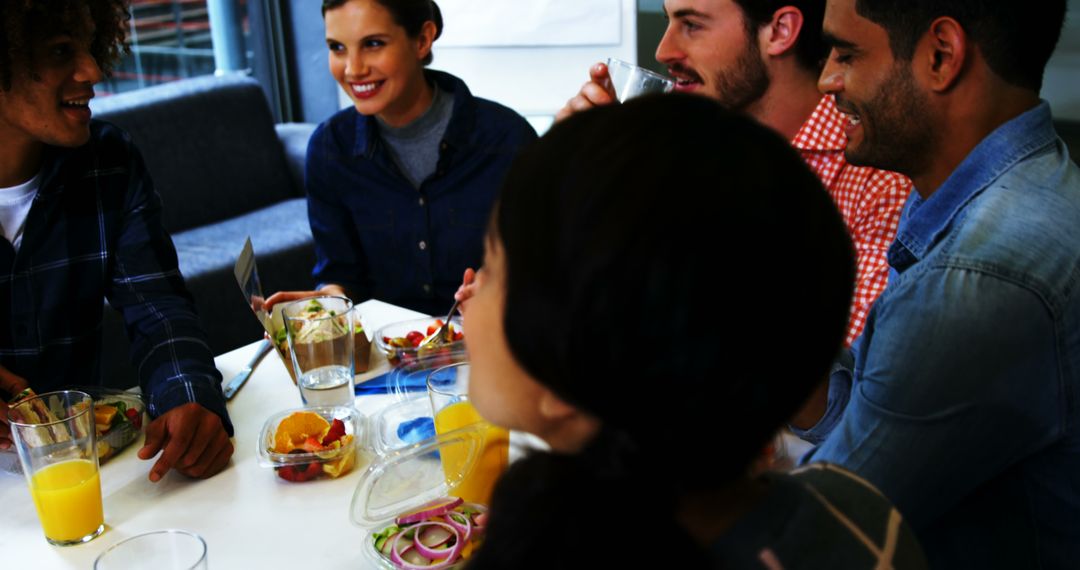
[427,363,509,505]
[9,390,105,546]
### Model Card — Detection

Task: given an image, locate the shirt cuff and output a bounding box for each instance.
[147,376,234,436]
[789,356,854,446]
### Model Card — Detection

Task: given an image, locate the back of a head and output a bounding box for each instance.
[472,94,856,569]
[496,94,855,486]
[854,0,1067,91]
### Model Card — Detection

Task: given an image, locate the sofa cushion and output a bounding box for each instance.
[99,198,315,389]
[91,74,300,234]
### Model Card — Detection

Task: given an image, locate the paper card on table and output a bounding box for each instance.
[233,238,285,336]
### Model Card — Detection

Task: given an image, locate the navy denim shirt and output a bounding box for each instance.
[796,102,1080,568]
[0,122,231,433]
[306,70,537,315]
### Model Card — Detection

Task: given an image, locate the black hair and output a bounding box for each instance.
[0,0,129,91]
[469,94,855,568]
[854,0,1067,92]
[322,0,443,66]
[734,0,828,72]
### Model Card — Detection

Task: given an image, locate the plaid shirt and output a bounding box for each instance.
[0,122,232,433]
[792,95,912,346]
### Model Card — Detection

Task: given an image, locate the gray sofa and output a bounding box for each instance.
[90,74,318,388]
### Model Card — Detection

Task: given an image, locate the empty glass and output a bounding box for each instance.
[94,529,208,570]
[606,57,675,102]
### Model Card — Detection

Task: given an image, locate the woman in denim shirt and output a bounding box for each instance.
[269,0,536,315]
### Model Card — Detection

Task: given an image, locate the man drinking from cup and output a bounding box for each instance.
[556,0,911,349]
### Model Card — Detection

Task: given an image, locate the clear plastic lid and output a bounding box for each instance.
[350,424,487,528]
[371,396,436,454]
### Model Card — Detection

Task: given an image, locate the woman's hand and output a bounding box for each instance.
[454,268,478,315]
[263,284,348,312]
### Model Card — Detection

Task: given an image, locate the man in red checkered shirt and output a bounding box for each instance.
[557,0,910,346]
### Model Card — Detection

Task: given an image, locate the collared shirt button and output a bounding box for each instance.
[419,241,427,251]
[418,197,425,207]
[423,284,432,294]
[440,142,448,151]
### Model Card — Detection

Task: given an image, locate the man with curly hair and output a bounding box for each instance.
[0,1,234,483]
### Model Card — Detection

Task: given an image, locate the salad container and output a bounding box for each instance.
[351,425,492,569]
[374,317,465,369]
[256,405,367,482]
[269,298,372,384]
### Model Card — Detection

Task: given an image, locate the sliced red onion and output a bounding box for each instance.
[396,497,465,525]
[389,525,462,570]
[413,522,463,561]
[442,512,472,544]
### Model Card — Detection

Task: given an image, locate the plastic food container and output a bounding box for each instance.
[374,317,465,368]
[82,387,146,464]
[351,426,491,569]
[371,396,436,454]
[256,405,367,482]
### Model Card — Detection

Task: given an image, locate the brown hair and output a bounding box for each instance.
[0,0,129,91]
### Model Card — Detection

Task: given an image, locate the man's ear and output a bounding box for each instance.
[763,6,804,58]
[918,16,967,92]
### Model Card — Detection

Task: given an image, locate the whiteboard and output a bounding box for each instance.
[338,0,638,133]
[439,0,622,47]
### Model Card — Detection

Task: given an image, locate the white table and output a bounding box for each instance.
[0,300,428,569]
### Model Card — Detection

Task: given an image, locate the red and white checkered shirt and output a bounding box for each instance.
[792,95,912,346]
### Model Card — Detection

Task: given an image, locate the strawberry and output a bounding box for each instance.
[301,436,325,452]
[322,418,347,446]
[276,450,323,482]
[125,407,142,430]
[406,331,425,347]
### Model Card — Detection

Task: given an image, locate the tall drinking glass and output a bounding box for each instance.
[283,296,356,407]
[426,363,509,505]
[9,390,105,545]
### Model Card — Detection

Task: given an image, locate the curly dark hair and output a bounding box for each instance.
[0,0,130,91]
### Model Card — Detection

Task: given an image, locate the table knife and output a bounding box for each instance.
[223,339,272,400]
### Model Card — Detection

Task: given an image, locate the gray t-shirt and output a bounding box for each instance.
[376,83,455,189]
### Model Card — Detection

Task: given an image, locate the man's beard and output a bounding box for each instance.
[842,63,935,178]
[711,36,770,112]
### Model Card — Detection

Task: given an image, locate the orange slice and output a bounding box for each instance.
[273,411,330,454]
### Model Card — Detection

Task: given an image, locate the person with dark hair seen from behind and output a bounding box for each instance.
[545,0,911,349]
[790,0,1080,567]
[264,0,537,315]
[462,94,927,569]
[0,1,234,482]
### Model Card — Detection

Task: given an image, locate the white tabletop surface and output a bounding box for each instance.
[0,299,430,569]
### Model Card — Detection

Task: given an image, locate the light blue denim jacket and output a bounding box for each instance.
[796,102,1080,569]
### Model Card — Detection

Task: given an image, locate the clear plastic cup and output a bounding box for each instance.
[94,529,208,569]
[606,57,675,102]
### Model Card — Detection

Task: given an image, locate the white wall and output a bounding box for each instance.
[339,0,638,134]
[1044,0,1080,121]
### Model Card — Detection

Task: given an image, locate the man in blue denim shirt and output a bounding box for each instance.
[0,3,232,483]
[791,0,1080,566]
